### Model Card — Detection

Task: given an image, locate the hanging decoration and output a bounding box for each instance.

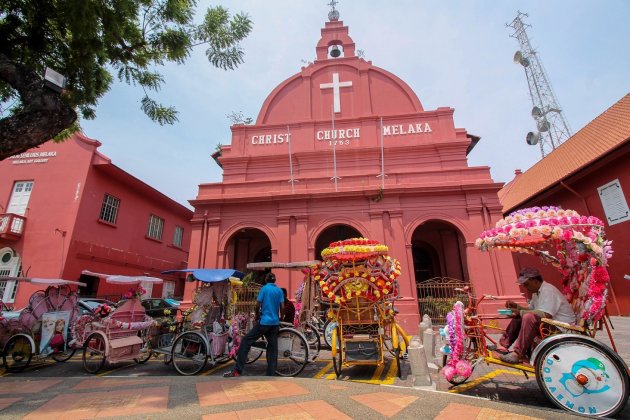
[441,301,471,381]
[314,237,401,308]
[475,205,613,324]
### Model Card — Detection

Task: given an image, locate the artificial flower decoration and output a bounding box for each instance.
[93,303,113,318]
[442,301,471,381]
[123,285,147,300]
[315,238,401,306]
[475,206,613,324]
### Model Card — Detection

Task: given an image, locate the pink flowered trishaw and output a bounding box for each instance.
[442,206,629,417]
[79,271,161,374]
[0,277,86,372]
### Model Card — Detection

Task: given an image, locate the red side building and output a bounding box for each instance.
[500,93,630,315]
[0,133,192,308]
[183,13,518,334]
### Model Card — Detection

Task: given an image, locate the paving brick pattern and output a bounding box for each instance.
[0,376,575,419]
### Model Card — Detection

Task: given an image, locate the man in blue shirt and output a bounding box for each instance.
[224,272,284,377]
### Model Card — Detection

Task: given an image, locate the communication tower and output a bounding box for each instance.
[507,12,573,158]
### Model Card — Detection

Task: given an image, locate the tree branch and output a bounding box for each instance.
[0,53,76,160]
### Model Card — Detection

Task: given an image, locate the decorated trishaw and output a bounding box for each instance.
[159,268,309,376]
[79,271,162,374]
[0,277,86,372]
[314,238,410,378]
[246,261,323,361]
[442,206,629,417]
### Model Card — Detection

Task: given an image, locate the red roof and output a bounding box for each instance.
[500,93,630,213]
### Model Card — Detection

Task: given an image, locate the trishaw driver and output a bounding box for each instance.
[224,272,285,377]
[499,267,575,364]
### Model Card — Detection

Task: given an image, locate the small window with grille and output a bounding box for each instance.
[99,194,120,224]
[173,226,184,248]
[147,214,164,241]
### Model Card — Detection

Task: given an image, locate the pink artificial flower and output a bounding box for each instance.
[562,230,573,241]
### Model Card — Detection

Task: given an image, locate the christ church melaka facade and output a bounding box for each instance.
[183,12,518,334]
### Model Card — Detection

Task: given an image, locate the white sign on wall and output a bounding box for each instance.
[598,179,630,226]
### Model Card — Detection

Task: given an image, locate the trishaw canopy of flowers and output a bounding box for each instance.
[475,206,613,325]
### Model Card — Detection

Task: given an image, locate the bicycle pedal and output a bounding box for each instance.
[402,352,409,360]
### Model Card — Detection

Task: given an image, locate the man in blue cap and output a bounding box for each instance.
[224,272,284,376]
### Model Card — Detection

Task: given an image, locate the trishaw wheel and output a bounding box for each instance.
[534,336,629,417]
[303,322,321,361]
[82,333,106,374]
[332,327,342,379]
[52,347,76,362]
[323,320,336,349]
[171,332,208,376]
[3,335,33,372]
[275,328,308,377]
[134,340,152,364]
[246,340,264,364]
[444,336,476,385]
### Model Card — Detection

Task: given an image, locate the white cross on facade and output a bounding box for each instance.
[320,73,352,113]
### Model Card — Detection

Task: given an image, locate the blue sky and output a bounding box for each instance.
[81,0,630,209]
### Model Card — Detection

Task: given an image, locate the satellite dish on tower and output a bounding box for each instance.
[526,132,540,146]
[531,106,542,118]
[513,50,530,67]
[537,119,550,132]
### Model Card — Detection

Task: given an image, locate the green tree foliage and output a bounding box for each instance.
[0,0,252,160]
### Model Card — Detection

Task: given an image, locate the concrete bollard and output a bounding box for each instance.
[407,336,433,387]
[423,328,435,362]
[422,314,432,330]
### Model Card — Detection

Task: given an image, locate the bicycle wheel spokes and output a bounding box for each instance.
[302,323,321,361]
[82,333,106,374]
[51,346,76,362]
[3,335,33,372]
[275,329,308,377]
[171,332,208,376]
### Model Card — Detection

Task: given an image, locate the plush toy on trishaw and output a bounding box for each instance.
[0,277,86,372]
[441,206,629,417]
[315,238,411,379]
[79,271,162,374]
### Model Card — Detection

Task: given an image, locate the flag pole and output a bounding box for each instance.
[377,117,387,189]
[287,125,296,193]
[330,105,340,192]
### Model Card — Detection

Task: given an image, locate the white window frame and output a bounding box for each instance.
[7,180,34,216]
[147,214,164,240]
[173,225,184,248]
[99,193,120,224]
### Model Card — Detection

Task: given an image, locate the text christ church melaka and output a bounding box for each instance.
[183,7,518,334]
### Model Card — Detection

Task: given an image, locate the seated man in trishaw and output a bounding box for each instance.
[499,266,575,364]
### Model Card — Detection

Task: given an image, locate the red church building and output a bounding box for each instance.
[184,11,518,334]
[0,133,192,308]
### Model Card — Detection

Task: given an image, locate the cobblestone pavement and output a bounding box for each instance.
[0,317,628,418]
